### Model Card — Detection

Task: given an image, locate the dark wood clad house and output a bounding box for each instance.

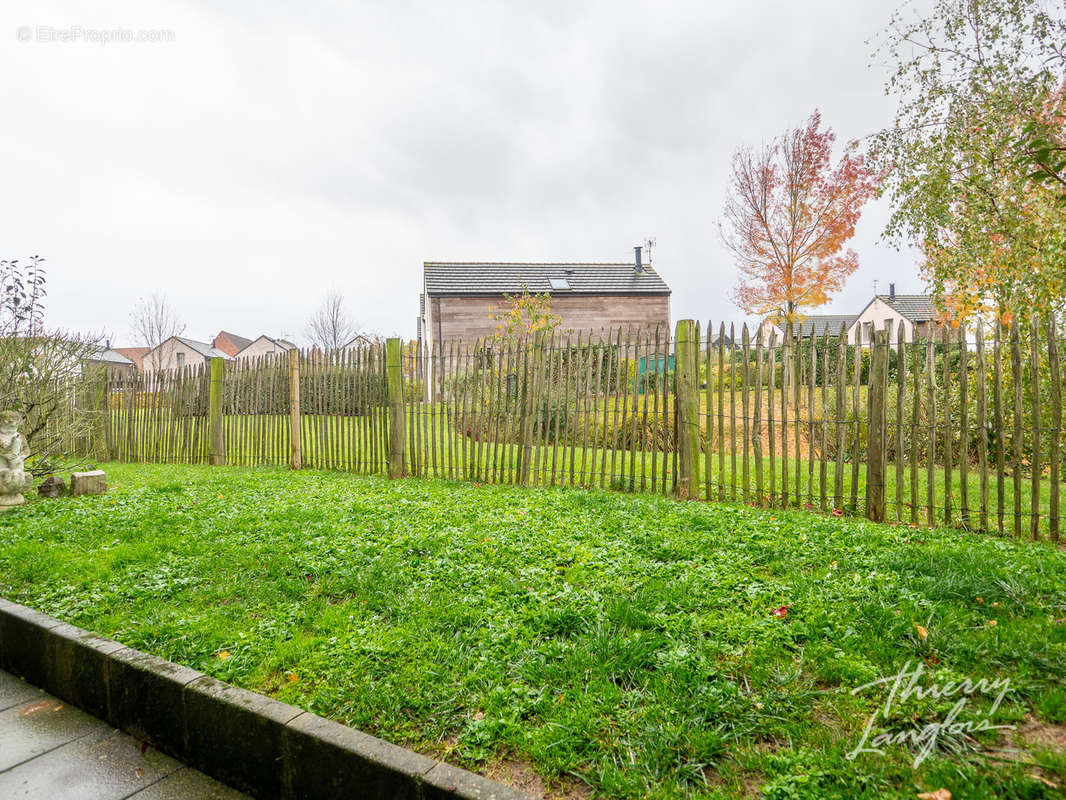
[420,255,671,357]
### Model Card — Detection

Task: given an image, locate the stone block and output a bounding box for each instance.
[44,622,126,721]
[183,675,303,796]
[71,470,107,496]
[424,762,535,800]
[37,475,66,498]
[0,598,66,677]
[281,711,436,800]
[105,647,202,757]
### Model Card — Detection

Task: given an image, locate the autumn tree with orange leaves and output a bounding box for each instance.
[721,111,879,327]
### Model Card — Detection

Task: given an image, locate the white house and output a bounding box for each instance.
[847,287,945,345]
[143,336,231,372]
[235,335,298,360]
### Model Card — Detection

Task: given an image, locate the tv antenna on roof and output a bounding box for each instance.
[644,237,656,264]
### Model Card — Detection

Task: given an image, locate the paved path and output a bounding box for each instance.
[0,669,250,799]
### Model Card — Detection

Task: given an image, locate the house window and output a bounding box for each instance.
[176,352,185,367]
[548,277,571,291]
[862,322,872,345]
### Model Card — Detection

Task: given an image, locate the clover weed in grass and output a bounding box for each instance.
[0,463,1064,799]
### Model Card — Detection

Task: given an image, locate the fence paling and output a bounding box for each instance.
[82,319,1065,537]
[1050,319,1062,542]
[1030,319,1042,540]
[1011,324,1024,537]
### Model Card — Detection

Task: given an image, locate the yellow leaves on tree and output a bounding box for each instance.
[720,110,879,325]
[489,285,561,339]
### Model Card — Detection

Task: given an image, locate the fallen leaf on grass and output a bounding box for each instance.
[917,790,950,800]
[915,625,928,639]
[286,672,298,683]
[216,650,230,661]
[772,606,789,619]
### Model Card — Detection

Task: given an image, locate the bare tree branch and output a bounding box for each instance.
[131,294,186,370]
[305,290,361,350]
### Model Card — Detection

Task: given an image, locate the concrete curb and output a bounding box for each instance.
[0,598,531,800]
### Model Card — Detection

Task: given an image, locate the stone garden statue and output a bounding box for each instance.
[0,411,32,511]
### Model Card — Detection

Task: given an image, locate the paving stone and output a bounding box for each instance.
[0,727,179,800]
[126,766,249,800]
[0,696,103,771]
[0,670,43,712]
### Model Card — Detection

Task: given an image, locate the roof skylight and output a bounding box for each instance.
[549,277,571,290]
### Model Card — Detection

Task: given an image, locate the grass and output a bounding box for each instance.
[105,401,1064,537]
[3,464,1065,799]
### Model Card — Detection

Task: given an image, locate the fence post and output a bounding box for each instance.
[288,349,302,470]
[386,337,406,478]
[674,319,699,500]
[517,333,543,486]
[208,357,226,466]
[865,328,888,522]
[94,370,110,462]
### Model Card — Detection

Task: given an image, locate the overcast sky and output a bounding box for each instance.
[1,0,929,346]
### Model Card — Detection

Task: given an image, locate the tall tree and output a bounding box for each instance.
[305,290,360,350]
[873,0,1066,324]
[131,293,185,369]
[722,111,879,325]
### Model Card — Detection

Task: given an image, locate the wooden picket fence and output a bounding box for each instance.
[83,317,1066,540]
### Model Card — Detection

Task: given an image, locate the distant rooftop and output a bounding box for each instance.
[172,336,231,359]
[424,262,671,296]
[213,330,253,356]
[113,347,150,370]
[87,347,134,366]
[878,294,938,322]
[764,314,857,337]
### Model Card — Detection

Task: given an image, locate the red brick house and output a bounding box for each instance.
[211,331,254,357]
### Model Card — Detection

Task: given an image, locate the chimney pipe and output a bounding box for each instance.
[889,283,896,301]
[634,246,643,273]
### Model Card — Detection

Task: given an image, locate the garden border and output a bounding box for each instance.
[0,597,529,800]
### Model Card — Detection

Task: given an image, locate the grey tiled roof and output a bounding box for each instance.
[424,262,671,296]
[175,336,231,359]
[87,348,134,365]
[879,294,937,322]
[765,315,856,337]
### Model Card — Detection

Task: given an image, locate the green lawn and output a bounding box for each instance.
[102,404,1064,537]
[3,464,1064,799]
